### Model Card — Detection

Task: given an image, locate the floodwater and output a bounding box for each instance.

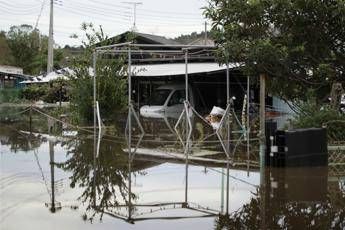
[0,109,344,229]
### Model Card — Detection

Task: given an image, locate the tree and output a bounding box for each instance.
[205,0,345,106]
[0,31,14,65]
[6,25,40,74]
[6,24,63,75]
[69,23,127,123]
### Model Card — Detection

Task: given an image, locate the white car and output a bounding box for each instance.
[139,84,194,119]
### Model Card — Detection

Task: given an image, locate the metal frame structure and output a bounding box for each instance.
[92,42,254,215]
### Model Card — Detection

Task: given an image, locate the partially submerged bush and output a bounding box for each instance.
[292,101,345,142]
[21,84,47,101]
[43,79,69,103]
[68,23,127,123]
[0,89,22,103]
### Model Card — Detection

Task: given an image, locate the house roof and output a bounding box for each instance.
[20,68,72,84]
[134,32,180,45]
[103,31,181,46]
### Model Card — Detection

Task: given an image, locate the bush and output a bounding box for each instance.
[43,79,69,103]
[292,101,345,142]
[0,88,21,103]
[20,84,47,101]
[68,23,127,123]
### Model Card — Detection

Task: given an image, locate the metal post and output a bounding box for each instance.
[128,156,132,220]
[92,138,97,208]
[247,75,250,175]
[93,51,97,184]
[128,47,132,152]
[226,160,230,214]
[184,49,189,205]
[128,46,132,219]
[185,50,189,102]
[259,74,266,171]
[29,106,32,133]
[259,73,266,229]
[226,63,230,154]
[47,0,54,73]
[49,140,55,213]
[225,63,230,215]
[220,168,224,213]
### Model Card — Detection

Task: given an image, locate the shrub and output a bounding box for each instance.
[0,88,21,103]
[20,84,47,101]
[292,101,345,142]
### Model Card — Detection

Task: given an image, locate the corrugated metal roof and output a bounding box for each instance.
[132,62,241,77]
[21,63,242,83]
[20,68,72,84]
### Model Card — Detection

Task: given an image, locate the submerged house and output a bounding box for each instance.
[0,65,31,89]
[102,31,255,115]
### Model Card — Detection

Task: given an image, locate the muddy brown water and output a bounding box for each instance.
[0,115,344,229]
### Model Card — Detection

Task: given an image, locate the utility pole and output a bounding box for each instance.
[122,1,142,32]
[47,0,54,74]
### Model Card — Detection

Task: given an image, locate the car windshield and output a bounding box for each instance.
[148,89,171,106]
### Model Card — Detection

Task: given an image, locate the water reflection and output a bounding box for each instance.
[215,167,345,229]
[1,119,345,229]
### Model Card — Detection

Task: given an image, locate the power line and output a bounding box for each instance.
[54,5,131,24]
[55,3,204,27]
[0,1,41,9]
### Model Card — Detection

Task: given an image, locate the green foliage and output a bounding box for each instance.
[205,0,345,102]
[292,99,345,142]
[6,25,41,74]
[0,89,21,103]
[0,31,14,65]
[21,84,47,101]
[43,79,69,103]
[3,24,64,75]
[69,23,127,123]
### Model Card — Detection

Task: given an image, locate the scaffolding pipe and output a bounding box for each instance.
[184,49,189,205]
[131,44,215,48]
[247,75,250,175]
[93,51,97,139]
[93,51,97,205]
[128,46,132,220]
[259,74,266,172]
[49,140,55,213]
[259,73,266,229]
[95,42,132,50]
[96,49,185,54]
[226,62,230,215]
[220,168,224,213]
[226,160,230,214]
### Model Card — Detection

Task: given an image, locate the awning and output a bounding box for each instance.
[131,62,241,77]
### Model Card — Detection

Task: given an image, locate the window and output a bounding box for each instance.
[168,90,185,106]
[147,89,171,106]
